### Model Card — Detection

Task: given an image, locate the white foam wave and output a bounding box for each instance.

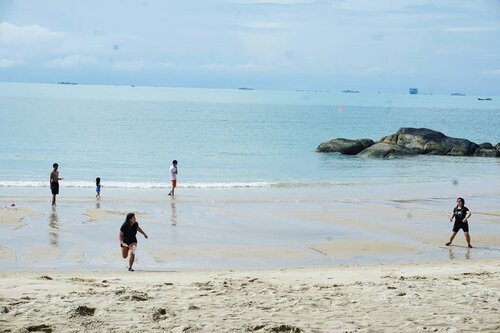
[0,180,275,189]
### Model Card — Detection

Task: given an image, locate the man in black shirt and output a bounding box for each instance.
[119,213,148,271]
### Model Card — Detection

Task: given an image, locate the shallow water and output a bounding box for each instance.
[1,183,499,270]
[1,82,499,189]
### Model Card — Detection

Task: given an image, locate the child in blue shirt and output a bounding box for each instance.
[96,177,101,197]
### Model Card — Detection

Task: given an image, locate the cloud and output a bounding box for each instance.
[444,26,498,33]
[482,69,500,76]
[0,21,65,44]
[201,62,264,72]
[355,66,384,76]
[241,0,327,5]
[0,58,17,68]
[47,54,98,69]
[110,60,177,72]
[241,21,283,30]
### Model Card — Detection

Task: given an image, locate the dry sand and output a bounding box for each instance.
[1,261,500,332]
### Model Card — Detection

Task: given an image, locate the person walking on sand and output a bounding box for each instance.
[95,177,101,198]
[119,213,148,271]
[50,163,63,206]
[168,160,178,196]
[446,197,473,248]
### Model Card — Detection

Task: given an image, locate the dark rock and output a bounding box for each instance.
[383,128,477,155]
[357,142,415,158]
[317,127,499,158]
[73,305,96,316]
[316,138,374,155]
[478,142,493,149]
[152,307,175,321]
[474,148,500,157]
[26,324,52,332]
[268,324,303,333]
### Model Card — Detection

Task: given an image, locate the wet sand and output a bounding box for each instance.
[0,181,500,270]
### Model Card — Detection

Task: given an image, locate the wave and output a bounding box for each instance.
[0,180,357,189]
[0,180,272,189]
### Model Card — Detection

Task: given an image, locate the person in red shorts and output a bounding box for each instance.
[168,160,178,196]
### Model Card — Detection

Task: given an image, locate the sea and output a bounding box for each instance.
[1,82,499,190]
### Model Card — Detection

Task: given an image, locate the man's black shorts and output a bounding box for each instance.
[51,182,59,195]
[453,221,469,233]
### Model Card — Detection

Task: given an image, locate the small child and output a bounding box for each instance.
[96,177,101,197]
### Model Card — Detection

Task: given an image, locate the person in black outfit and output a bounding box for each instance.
[119,212,148,271]
[446,197,472,248]
[50,163,63,206]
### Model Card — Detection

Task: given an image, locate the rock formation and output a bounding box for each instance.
[317,128,499,158]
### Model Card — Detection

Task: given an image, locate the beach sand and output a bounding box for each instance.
[1,261,500,332]
[1,182,500,331]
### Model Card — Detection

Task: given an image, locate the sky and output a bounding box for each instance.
[0,0,499,94]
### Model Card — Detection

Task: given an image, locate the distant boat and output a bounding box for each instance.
[409,88,418,95]
[451,93,465,96]
[341,90,359,93]
[57,81,78,85]
[238,87,254,90]
[478,98,492,101]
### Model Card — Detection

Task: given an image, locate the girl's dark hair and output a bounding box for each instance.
[96,177,100,185]
[125,213,135,223]
[457,197,465,205]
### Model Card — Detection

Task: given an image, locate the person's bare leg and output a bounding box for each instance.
[121,247,129,259]
[465,232,472,248]
[446,231,457,245]
[128,244,137,271]
[128,252,135,270]
[52,195,56,206]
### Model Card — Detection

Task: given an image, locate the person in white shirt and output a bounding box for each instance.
[168,160,178,196]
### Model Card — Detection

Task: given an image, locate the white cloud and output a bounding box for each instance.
[0,21,65,44]
[355,66,384,76]
[482,69,500,76]
[0,58,18,68]
[242,0,324,5]
[110,60,177,72]
[444,26,497,33]
[201,62,264,71]
[47,54,98,69]
[240,21,283,30]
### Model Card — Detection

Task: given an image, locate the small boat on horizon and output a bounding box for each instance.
[342,89,359,93]
[478,97,492,101]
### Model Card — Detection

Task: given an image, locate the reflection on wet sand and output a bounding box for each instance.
[96,198,101,209]
[170,200,177,226]
[448,247,471,260]
[49,207,58,246]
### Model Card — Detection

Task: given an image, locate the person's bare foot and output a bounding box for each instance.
[445,242,451,246]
